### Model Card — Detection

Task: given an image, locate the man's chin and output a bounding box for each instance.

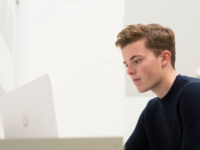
[137,88,149,93]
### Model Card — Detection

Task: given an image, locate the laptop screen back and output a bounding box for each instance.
[0,74,58,138]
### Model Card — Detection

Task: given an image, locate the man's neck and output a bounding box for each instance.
[152,69,178,99]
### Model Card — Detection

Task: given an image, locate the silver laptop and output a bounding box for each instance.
[0,74,58,138]
[0,137,123,150]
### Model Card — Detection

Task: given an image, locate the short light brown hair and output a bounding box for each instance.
[115,24,176,68]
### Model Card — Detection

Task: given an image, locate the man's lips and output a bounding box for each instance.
[133,78,140,83]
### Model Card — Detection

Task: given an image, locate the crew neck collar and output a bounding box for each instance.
[159,74,182,102]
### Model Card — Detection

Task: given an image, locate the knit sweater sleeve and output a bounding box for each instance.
[179,82,200,150]
[124,107,150,150]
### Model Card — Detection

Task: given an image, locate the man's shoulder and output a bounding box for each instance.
[179,75,200,94]
[177,76,200,117]
[179,75,200,85]
[177,75,200,107]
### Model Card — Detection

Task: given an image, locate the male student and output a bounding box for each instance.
[115,24,200,150]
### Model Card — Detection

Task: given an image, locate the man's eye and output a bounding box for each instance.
[135,60,141,63]
[132,59,141,65]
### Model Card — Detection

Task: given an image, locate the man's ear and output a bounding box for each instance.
[161,50,171,67]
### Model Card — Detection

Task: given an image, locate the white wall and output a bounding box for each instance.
[0,0,18,139]
[17,0,126,140]
[0,0,17,93]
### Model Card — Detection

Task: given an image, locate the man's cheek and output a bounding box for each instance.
[141,67,154,79]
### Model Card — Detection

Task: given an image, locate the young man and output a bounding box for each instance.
[115,24,200,150]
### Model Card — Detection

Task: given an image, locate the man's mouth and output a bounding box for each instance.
[133,78,140,83]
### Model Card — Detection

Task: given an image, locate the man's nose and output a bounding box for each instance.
[127,66,136,75]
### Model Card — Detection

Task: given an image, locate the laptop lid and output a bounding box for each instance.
[0,137,123,150]
[0,74,58,138]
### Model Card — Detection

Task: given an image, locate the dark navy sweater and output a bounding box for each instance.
[125,75,200,150]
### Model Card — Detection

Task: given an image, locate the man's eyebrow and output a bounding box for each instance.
[123,55,137,64]
[129,55,137,61]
